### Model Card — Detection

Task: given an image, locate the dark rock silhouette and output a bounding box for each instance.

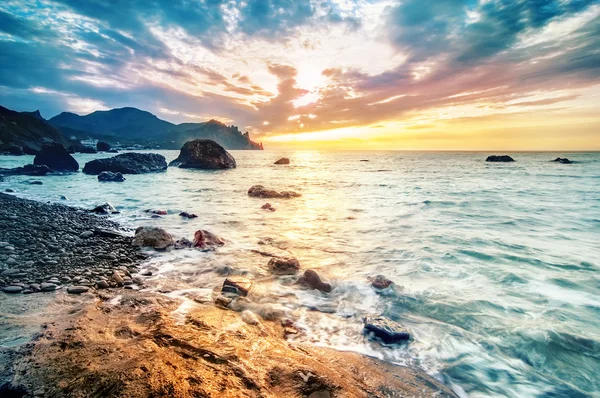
[169,139,236,169]
[0,164,50,176]
[248,185,301,199]
[298,269,333,293]
[83,153,167,174]
[553,157,572,164]
[363,315,410,343]
[96,141,111,151]
[486,155,515,162]
[97,171,126,182]
[79,146,97,154]
[274,157,290,165]
[193,230,225,249]
[33,143,79,172]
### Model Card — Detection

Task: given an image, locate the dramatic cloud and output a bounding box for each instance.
[0,0,598,149]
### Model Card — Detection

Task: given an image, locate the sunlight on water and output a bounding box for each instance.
[1,150,599,397]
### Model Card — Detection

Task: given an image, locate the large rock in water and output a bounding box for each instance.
[82,153,167,175]
[33,143,79,172]
[96,141,111,151]
[363,315,411,343]
[0,164,50,176]
[132,227,174,250]
[97,171,125,182]
[193,230,225,249]
[486,155,514,162]
[553,157,572,164]
[169,139,236,169]
[248,185,301,199]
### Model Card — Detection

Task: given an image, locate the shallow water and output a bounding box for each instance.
[1,151,599,397]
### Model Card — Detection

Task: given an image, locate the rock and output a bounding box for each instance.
[2,285,23,293]
[79,231,94,239]
[363,315,410,343]
[368,275,393,290]
[98,171,126,182]
[268,256,300,275]
[96,141,111,151]
[23,146,38,155]
[145,209,167,215]
[553,157,572,164]
[90,202,117,214]
[59,195,68,200]
[132,227,174,250]
[174,237,193,249]
[261,203,276,212]
[486,155,514,162]
[248,185,301,199]
[298,269,333,293]
[221,277,253,297]
[193,230,225,249]
[169,139,236,169]
[241,310,261,325]
[8,144,24,156]
[29,180,43,185]
[0,164,50,176]
[29,283,41,292]
[112,272,124,286]
[274,157,290,165]
[79,146,97,154]
[82,153,167,175]
[179,211,198,219]
[67,286,90,294]
[33,143,79,171]
[5,188,15,193]
[107,149,119,153]
[40,282,57,292]
[96,280,110,289]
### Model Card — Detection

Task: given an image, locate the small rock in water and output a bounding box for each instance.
[248,185,301,199]
[91,202,117,214]
[298,269,332,293]
[145,209,167,215]
[274,157,290,165]
[132,226,174,250]
[98,171,126,182]
[193,230,225,249]
[221,277,253,297]
[29,180,43,185]
[179,211,198,219]
[268,256,300,275]
[67,286,90,294]
[486,155,514,162]
[368,275,393,290]
[5,188,15,193]
[363,315,410,344]
[174,237,193,249]
[59,195,68,200]
[553,157,572,164]
[261,203,276,212]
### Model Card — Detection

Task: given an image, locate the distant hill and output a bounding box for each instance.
[49,107,263,150]
[0,106,73,152]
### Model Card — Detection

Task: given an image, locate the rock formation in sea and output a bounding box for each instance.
[486,155,515,162]
[82,153,167,174]
[169,139,237,169]
[553,157,572,164]
[97,171,126,182]
[96,141,111,151]
[33,143,79,172]
[274,157,290,164]
[248,185,301,199]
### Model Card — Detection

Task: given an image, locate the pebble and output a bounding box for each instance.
[2,286,23,293]
[40,283,57,292]
[67,286,90,294]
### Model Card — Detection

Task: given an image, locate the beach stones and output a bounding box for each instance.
[79,231,94,239]
[274,157,290,165]
[193,230,225,249]
[298,269,332,293]
[40,282,57,292]
[169,139,236,169]
[2,285,23,293]
[222,277,253,297]
[33,143,79,171]
[248,185,301,199]
[486,155,514,162]
[268,256,300,275]
[67,286,89,294]
[363,315,410,343]
[132,227,174,250]
[368,275,393,290]
[98,171,126,182]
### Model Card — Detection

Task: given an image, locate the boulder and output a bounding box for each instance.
[248,185,301,199]
[261,203,276,212]
[40,282,57,292]
[96,141,111,151]
[179,211,198,219]
[82,153,167,175]
[553,157,572,164]
[90,202,117,214]
[0,164,50,176]
[33,143,79,171]
[169,139,236,169]
[486,155,514,162]
[2,286,23,294]
[8,145,24,156]
[221,277,253,297]
[174,237,193,249]
[79,146,97,154]
[363,315,410,343]
[368,275,393,289]
[193,230,225,249]
[268,256,300,275]
[274,157,290,165]
[132,227,174,250]
[98,171,126,182]
[298,269,332,293]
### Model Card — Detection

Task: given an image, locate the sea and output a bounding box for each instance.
[1,150,599,398]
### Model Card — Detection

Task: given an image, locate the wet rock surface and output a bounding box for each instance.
[97,171,126,182]
[83,153,167,175]
[193,229,225,249]
[268,256,301,274]
[169,139,236,169]
[485,155,515,162]
[248,185,301,199]
[132,226,174,250]
[368,274,393,289]
[274,157,290,164]
[298,269,333,293]
[0,164,50,176]
[33,143,79,172]
[363,315,411,344]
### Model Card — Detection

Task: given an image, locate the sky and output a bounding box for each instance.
[0,0,599,150]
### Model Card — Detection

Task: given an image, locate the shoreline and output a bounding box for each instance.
[0,193,459,397]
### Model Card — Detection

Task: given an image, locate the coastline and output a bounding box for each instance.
[0,193,458,397]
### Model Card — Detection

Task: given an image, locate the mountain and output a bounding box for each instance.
[49,107,263,150]
[0,105,73,153]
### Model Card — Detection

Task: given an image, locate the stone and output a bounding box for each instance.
[112,272,124,286]
[0,164,50,176]
[298,269,333,293]
[368,275,393,289]
[132,227,174,250]
[2,285,23,293]
[79,231,94,239]
[268,256,300,275]
[221,277,253,297]
[79,146,97,154]
[90,202,117,214]
[179,211,198,219]
[5,189,15,193]
[98,171,126,182]
[485,155,514,162]
[261,203,276,212]
[96,141,111,151]
[59,195,68,200]
[29,180,43,185]
[96,280,110,289]
[363,315,410,343]
[274,157,290,165]
[82,153,167,175]
[241,310,260,325]
[33,143,79,172]
[248,185,301,199]
[40,282,57,292]
[193,230,225,249]
[67,286,90,294]
[8,144,24,156]
[169,139,236,169]
[173,237,193,249]
[553,157,572,164]
[145,209,167,215]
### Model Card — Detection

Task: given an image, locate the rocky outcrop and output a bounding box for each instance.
[274,157,290,165]
[132,226,174,250]
[553,157,572,164]
[193,230,225,249]
[82,153,167,174]
[0,164,50,176]
[96,141,111,151]
[248,185,301,199]
[363,315,411,343]
[268,256,300,274]
[97,171,125,182]
[298,269,333,293]
[486,155,514,162]
[33,143,79,172]
[169,139,236,169]
[222,277,253,297]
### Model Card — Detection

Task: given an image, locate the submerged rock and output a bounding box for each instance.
[553,157,572,164]
[146,209,167,215]
[268,256,300,275]
[363,315,410,343]
[169,139,236,169]
[98,171,126,182]
[248,185,301,199]
[174,237,193,249]
[33,143,79,172]
[193,230,225,249]
[485,155,514,162]
[83,153,167,174]
[261,203,276,211]
[298,269,332,293]
[274,157,290,165]
[29,180,43,185]
[179,211,198,219]
[368,275,393,290]
[132,227,174,250]
[67,286,90,294]
[96,141,111,151]
[90,202,117,214]
[222,277,253,297]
